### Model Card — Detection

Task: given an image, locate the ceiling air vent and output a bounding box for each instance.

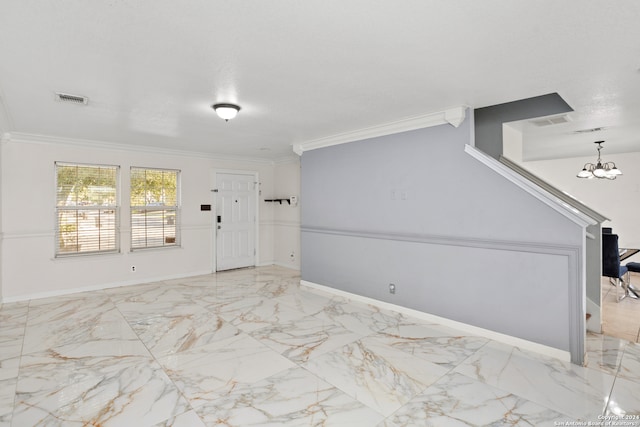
[55,92,88,105]
[530,114,571,127]
[574,126,605,134]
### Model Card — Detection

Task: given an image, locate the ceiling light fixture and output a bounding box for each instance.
[576,141,622,180]
[212,103,241,121]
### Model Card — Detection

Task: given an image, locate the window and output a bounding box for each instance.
[55,162,119,256]
[130,167,180,250]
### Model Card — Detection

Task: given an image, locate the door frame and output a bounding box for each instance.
[211,169,260,272]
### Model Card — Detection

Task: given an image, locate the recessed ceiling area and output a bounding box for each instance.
[507,113,640,162]
[0,1,639,161]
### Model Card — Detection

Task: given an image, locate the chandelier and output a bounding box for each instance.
[576,141,622,180]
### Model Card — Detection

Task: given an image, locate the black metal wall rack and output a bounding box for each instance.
[264,198,291,205]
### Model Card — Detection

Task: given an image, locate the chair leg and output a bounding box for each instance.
[628,272,639,299]
[617,279,622,302]
[617,275,629,303]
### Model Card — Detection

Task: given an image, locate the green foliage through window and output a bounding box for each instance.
[55,163,119,256]
[130,167,180,250]
[130,169,177,207]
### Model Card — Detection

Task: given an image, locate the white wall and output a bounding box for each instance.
[272,159,301,269]
[0,135,300,301]
[503,124,637,250]
[0,101,10,302]
[516,151,640,252]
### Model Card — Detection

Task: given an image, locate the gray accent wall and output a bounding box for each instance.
[474,93,573,160]
[301,114,586,362]
[499,156,605,314]
[586,224,602,306]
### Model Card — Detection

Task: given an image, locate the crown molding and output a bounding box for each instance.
[292,106,467,156]
[4,132,278,165]
[273,154,300,165]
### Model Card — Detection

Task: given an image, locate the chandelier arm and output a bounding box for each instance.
[576,141,621,180]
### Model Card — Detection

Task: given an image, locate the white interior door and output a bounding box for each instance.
[215,172,257,271]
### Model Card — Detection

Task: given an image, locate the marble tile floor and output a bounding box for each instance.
[0,265,638,426]
[602,274,640,343]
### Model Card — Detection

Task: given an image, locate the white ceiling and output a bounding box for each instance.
[1,1,639,162]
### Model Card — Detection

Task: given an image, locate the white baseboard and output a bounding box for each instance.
[586,297,602,333]
[301,279,571,363]
[272,261,301,270]
[256,261,276,267]
[2,270,213,303]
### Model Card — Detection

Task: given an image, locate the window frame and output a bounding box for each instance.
[130,166,181,251]
[54,161,120,257]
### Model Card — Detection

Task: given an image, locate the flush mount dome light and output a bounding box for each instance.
[212,103,241,121]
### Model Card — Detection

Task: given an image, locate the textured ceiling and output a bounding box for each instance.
[0,1,639,161]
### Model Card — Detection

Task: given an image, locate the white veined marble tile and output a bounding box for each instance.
[617,342,640,383]
[189,282,261,306]
[585,332,627,376]
[302,337,449,417]
[114,296,202,320]
[163,275,218,287]
[254,279,299,299]
[387,372,569,426]
[0,355,19,383]
[0,377,17,426]
[309,299,411,336]
[195,366,384,426]
[102,282,159,301]
[249,314,363,364]
[201,293,268,314]
[0,303,28,362]
[216,296,309,333]
[105,283,194,305]
[122,303,241,357]
[26,293,115,323]
[371,322,490,368]
[0,332,25,363]
[12,352,189,427]
[453,341,615,420]
[22,305,142,356]
[158,333,296,409]
[272,287,336,315]
[151,409,207,427]
[0,301,29,325]
[26,290,107,307]
[606,375,640,420]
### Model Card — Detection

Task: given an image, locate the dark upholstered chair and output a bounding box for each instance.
[602,233,630,302]
[624,262,640,299]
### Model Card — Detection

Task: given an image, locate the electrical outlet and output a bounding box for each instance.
[290,251,295,261]
[389,283,396,294]
[131,266,136,272]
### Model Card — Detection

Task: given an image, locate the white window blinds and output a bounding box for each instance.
[130,167,180,250]
[55,163,119,256]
